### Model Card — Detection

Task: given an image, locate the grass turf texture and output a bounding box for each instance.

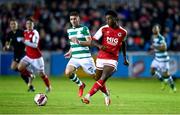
[0,76,179,114]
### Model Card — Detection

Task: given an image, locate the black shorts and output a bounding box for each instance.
[13,52,25,63]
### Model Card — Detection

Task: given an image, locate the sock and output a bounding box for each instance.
[100,85,109,97]
[41,75,50,88]
[154,71,163,82]
[20,74,29,84]
[88,79,105,97]
[167,76,175,89]
[19,69,31,77]
[69,73,83,86]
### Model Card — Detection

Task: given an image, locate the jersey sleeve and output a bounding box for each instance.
[83,26,91,37]
[32,30,40,44]
[93,26,103,40]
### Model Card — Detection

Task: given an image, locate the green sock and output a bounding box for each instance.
[69,73,83,86]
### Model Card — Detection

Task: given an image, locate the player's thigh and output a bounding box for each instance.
[32,57,45,74]
[11,61,19,70]
[65,58,79,75]
[160,62,170,77]
[151,60,160,71]
[65,65,76,76]
[96,58,118,71]
[18,56,31,71]
[93,69,103,81]
[100,65,115,81]
[81,58,96,75]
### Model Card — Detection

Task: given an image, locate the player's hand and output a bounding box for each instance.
[3,45,10,51]
[71,37,80,44]
[123,58,129,66]
[64,52,71,58]
[99,45,107,51]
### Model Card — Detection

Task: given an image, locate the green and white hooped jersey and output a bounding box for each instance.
[67,25,91,59]
[152,34,170,62]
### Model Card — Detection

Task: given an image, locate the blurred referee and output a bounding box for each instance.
[3,18,35,92]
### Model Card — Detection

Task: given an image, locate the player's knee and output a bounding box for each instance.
[17,64,23,71]
[11,65,17,70]
[162,71,169,78]
[64,69,73,77]
[39,71,47,78]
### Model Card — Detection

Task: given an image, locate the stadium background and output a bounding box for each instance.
[0,0,180,77]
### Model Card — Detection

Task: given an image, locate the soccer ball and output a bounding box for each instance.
[34,93,48,106]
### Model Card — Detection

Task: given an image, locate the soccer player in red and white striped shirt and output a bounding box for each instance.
[81,10,129,106]
[18,17,51,92]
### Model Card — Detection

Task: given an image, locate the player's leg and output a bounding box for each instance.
[93,69,110,105]
[18,56,35,92]
[81,57,110,104]
[82,65,114,104]
[161,62,176,92]
[151,60,163,82]
[65,58,85,97]
[11,60,29,84]
[162,71,176,92]
[34,57,51,92]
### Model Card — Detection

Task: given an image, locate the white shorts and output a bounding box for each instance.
[67,57,96,75]
[96,58,118,71]
[20,56,45,73]
[151,59,170,73]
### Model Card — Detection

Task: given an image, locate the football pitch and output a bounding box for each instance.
[0,76,180,114]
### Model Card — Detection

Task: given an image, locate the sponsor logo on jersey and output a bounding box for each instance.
[107,37,118,46]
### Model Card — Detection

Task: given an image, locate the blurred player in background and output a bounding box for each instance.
[150,24,176,92]
[3,18,35,92]
[64,11,96,97]
[18,17,51,93]
[80,10,129,105]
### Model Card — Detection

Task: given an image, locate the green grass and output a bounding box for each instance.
[0,76,180,114]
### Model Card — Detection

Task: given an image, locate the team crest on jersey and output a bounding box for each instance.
[29,34,32,38]
[118,32,122,37]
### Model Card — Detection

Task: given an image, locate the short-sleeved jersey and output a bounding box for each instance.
[152,34,170,62]
[93,25,127,60]
[6,29,25,55]
[67,25,92,59]
[24,29,42,59]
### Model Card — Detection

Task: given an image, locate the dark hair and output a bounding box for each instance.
[105,10,118,18]
[9,18,17,22]
[26,17,34,22]
[153,24,161,30]
[69,11,79,17]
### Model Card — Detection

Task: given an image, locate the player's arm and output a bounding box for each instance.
[122,41,129,66]
[91,39,106,50]
[64,48,72,58]
[90,26,108,50]
[71,36,92,46]
[121,31,129,66]
[24,30,39,48]
[152,42,167,51]
[71,26,92,46]
[3,34,12,51]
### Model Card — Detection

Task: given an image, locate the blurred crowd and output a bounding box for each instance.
[1,0,180,52]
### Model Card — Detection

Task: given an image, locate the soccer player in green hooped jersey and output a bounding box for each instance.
[150,24,176,92]
[64,11,110,99]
